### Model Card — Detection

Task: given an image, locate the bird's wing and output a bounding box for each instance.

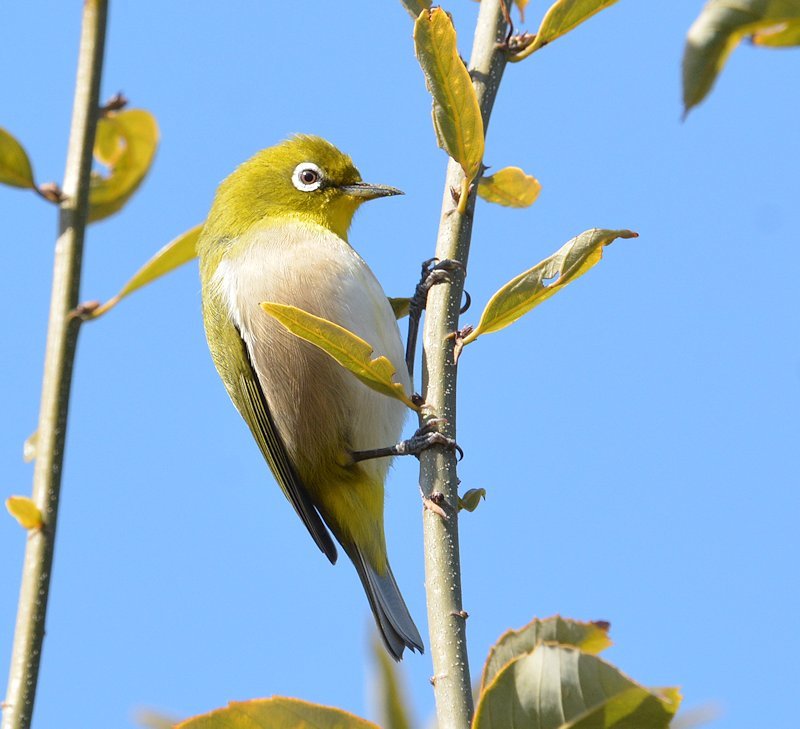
[227,320,338,564]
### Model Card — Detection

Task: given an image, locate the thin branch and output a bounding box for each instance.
[418,2,511,728]
[1,2,107,728]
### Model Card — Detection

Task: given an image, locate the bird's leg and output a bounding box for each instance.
[350,419,463,463]
[405,258,468,380]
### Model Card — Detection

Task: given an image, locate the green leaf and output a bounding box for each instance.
[752,18,800,45]
[0,127,35,189]
[481,616,612,692]
[89,109,159,222]
[513,0,620,60]
[462,229,637,347]
[458,487,486,512]
[6,496,43,530]
[474,644,681,729]
[88,224,202,319]
[372,635,414,729]
[683,0,800,115]
[478,166,541,208]
[388,297,411,320]
[399,0,431,19]
[260,303,418,411]
[176,697,379,729]
[414,8,485,183]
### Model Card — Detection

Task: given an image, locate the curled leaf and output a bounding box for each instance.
[683,0,800,114]
[388,297,411,320]
[414,8,485,182]
[88,224,202,319]
[0,127,35,189]
[481,616,612,692]
[458,487,486,512]
[260,302,418,411]
[478,166,541,208]
[89,109,159,222]
[474,643,681,729]
[512,0,621,61]
[176,697,379,729]
[6,496,43,530]
[462,228,637,347]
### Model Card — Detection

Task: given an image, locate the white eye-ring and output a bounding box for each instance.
[292,162,324,192]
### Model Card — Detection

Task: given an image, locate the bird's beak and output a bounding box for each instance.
[339,182,404,200]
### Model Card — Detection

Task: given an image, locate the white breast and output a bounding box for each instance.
[212,220,410,483]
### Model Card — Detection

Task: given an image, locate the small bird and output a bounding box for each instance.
[197,135,423,659]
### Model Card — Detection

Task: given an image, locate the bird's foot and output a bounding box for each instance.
[405,258,468,378]
[350,420,463,463]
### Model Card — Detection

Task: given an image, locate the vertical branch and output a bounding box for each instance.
[2,2,107,728]
[419,1,510,728]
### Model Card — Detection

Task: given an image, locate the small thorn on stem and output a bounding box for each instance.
[451,324,474,364]
[69,300,100,321]
[451,610,469,620]
[423,494,448,519]
[36,182,67,204]
[100,91,128,114]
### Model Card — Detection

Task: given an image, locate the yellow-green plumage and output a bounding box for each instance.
[198,136,422,659]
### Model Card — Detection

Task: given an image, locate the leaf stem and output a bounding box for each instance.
[418,2,510,728]
[1,3,107,728]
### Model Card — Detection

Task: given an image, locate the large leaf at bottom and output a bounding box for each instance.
[481,616,611,692]
[462,228,636,347]
[474,644,681,729]
[176,697,379,729]
[260,302,418,410]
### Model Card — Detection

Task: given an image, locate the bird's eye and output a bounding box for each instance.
[292,162,324,192]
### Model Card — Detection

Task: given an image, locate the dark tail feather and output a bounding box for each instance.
[345,544,424,661]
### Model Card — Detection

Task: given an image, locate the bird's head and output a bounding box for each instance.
[205,135,402,242]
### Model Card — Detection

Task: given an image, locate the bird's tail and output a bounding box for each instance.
[344,543,424,661]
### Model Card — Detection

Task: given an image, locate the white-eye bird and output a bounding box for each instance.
[197,135,423,659]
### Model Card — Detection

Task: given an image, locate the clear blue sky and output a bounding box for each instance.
[2,2,798,728]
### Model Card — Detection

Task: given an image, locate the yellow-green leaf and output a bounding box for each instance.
[6,496,43,530]
[515,0,531,22]
[89,109,159,222]
[260,303,418,411]
[752,18,800,45]
[474,644,681,729]
[478,166,541,208]
[88,224,202,319]
[400,0,431,19]
[0,127,35,189]
[388,297,411,320]
[481,616,612,692]
[513,0,620,60]
[176,697,379,729]
[372,635,414,729]
[462,228,637,347]
[683,0,800,115]
[458,487,486,512]
[414,8,485,182]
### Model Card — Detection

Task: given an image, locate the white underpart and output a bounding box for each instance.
[212,220,410,484]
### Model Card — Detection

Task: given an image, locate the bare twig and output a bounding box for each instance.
[1,2,108,728]
[418,2,511,728]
